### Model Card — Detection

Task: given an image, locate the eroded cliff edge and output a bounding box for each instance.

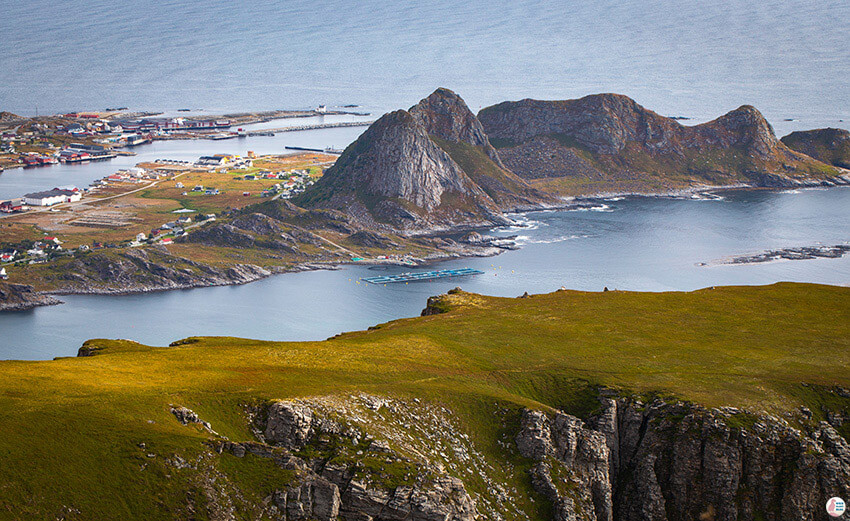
[165,389,849,521]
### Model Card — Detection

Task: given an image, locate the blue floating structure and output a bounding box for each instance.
[362,268,484,284]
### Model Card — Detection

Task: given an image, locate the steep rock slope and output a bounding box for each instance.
[517,394,850,521]
[296,109,507,233]
[409,88,556,209]
[479,94,845,195]
[781,127,850,169]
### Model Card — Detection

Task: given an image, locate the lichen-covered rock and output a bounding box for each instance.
[228,398,482,520]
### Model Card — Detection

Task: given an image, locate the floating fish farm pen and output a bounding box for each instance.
[362,268,484,284]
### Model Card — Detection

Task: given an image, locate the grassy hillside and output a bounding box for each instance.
[0,282,848,518]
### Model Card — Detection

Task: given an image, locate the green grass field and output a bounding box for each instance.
[0,282,847,519]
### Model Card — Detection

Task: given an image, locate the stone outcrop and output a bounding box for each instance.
[215,398,479,521]
[478,94,843,194]
[264,401,314,450]
[0,282,61,311]
[270,476,341,521]
[517,394,850,521]
[163,386,848,521]
[781,127,850,169]
[346,230,398,249]
[171,405,216,434]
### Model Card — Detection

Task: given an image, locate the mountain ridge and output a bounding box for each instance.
[478,93,845,195]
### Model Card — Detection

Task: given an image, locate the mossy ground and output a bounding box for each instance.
[0,282,847,519]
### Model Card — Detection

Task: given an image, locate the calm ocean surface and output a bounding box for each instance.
[1,0,848,125]
[0,1,848,359]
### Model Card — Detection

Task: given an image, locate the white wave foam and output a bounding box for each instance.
[567,203,614,212]
[514,234,591,245]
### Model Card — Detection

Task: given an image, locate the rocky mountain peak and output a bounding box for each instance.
[297,108,502,232]
[408,88,554,209]
[409,88,493,150]
[706,104,780,159]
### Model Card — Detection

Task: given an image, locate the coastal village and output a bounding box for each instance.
[0,150,335,275]
[0,106,370,171]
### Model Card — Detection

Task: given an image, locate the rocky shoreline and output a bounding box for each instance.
[703,243,850,266]
[0,282,63,312]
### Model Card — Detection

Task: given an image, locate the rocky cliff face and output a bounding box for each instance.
[409,88,556,210]
[0,282,61,311]
[479,94,844,195]
[781,128,850,169]
[297,109,506,233]
[409,87,507,168]
[516,393,850,521]
[193,396,497,521]
[166,388,848,521]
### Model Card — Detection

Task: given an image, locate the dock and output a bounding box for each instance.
[254,121,373,135]
[285,146,344,154]
[362,268,484,284]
